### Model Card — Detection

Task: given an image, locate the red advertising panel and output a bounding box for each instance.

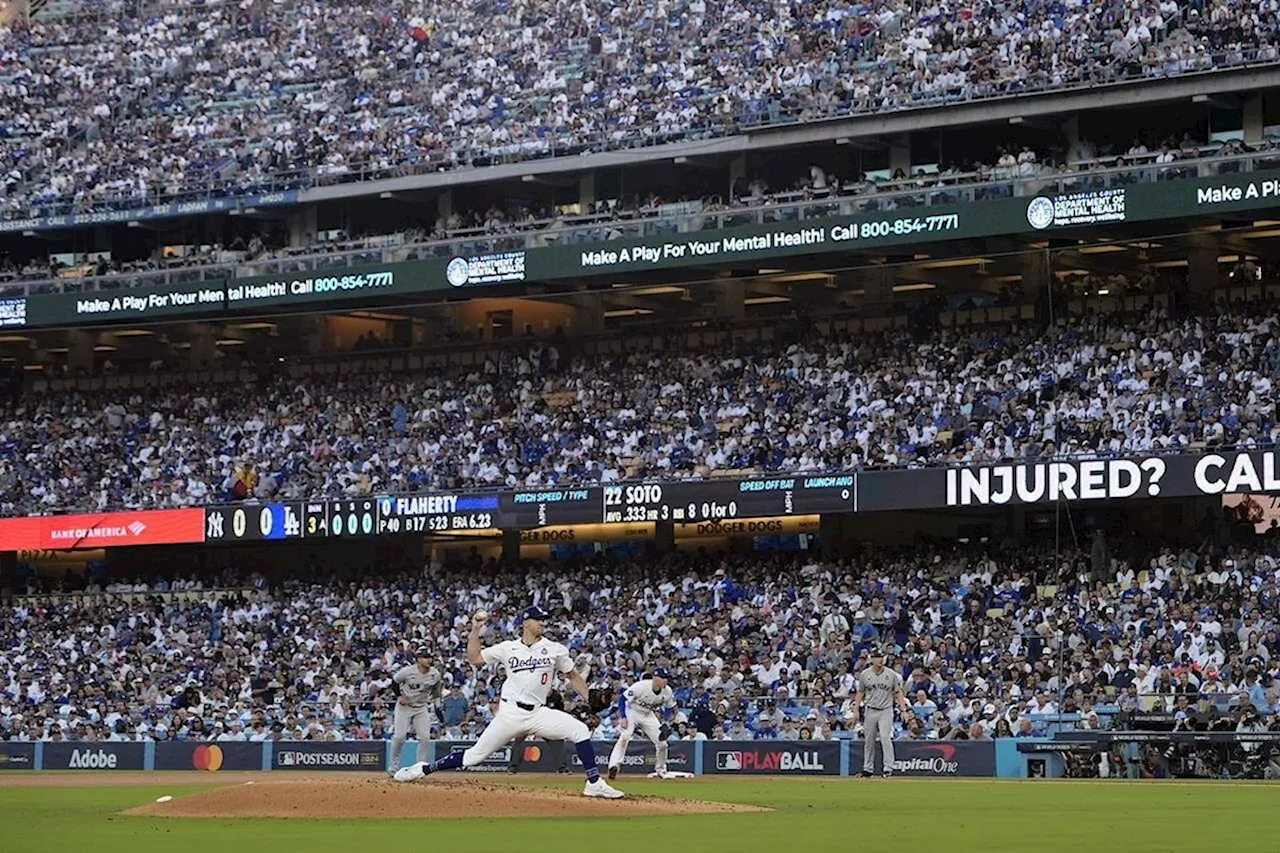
[0,509,204,550]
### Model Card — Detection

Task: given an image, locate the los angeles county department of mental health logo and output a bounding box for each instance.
[446,257,470,287]
[1026,196,1055,230]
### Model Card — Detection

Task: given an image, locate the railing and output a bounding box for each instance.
[8,586,258,606]
[3,51,1279,227]
[7,147,1280,298]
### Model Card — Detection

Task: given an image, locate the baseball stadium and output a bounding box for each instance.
[3,0,1280,849]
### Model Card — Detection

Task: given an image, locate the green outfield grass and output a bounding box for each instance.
[1,777,1277,853]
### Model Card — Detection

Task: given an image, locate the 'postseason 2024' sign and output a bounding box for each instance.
[858,450,1280,511]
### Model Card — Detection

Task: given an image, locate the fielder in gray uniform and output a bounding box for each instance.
[388,648,442,777]
[853,648,907,778]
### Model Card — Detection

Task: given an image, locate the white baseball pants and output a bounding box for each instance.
[461,701,590,767]
[607,711,669,774]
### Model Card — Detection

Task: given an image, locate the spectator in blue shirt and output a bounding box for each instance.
[1244,669,1268,712]
[441,685,470,727]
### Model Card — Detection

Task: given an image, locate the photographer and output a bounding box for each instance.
[1234,705,1270,778]
[1134,743,1169,779]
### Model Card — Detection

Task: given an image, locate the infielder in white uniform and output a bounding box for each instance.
[388,648,442,777]
[394,605,624,798]
[607,669,675,780]
[853,648,908,778]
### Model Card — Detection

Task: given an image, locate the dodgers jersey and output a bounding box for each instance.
[393,664,442,708]
[622,679,676,717]
[481,638,574,706]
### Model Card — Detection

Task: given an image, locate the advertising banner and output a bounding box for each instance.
[155,742,262,772]
[0,508,204,550]
[702,741,840,775]
[272,741,385,771]
[25,279,230,328]
[43,742,145,771]
[223,260,435,312]
[0,297,26,328]
[0,190,300,234]
[434,740,517,773]
[850,740,996,777]
[857,450,1280,512]
[17,168,1280,331]
[0,742,35,770]
[570,740,697,776]
[433,740,695,775]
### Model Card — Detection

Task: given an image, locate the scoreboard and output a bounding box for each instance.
[203,499,379,542]
[601,476,854,523]
[198,477,854,543]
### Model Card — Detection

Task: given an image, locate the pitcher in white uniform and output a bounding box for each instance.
[393,605,624,799]
[606,669,676,780]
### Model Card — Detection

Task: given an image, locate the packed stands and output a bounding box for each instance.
[2,542,1276,744]
[2,294,1277,515]
[2,0,1278,222]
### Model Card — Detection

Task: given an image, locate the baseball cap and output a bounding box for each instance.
[870,647,886,658]
[654,667,672,680]
[522,605,551,621]
[415,647,432,659]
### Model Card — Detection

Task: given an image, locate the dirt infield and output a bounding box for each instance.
[122,777,768,819]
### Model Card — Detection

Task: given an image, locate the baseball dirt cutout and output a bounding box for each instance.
[126,777,768,819]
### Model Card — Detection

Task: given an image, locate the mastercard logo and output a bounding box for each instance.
[192,744,224,772]
[522,745,542,763]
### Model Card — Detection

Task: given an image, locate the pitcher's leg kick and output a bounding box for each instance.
[394,704,622,798]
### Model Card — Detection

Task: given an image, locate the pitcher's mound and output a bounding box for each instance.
[125,777,768,819]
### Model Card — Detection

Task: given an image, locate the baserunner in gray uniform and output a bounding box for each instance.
[388,648,442,777]
[853,648,906,778]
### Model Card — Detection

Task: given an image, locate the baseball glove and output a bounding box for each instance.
[587,688,612,716]
[658,723,671,741]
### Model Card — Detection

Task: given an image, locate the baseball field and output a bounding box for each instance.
[1,772,1277,852]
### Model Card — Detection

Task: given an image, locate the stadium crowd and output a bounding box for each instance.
[1,540,1278,745]
[2,0,1277,221]
[2,298,1279,516]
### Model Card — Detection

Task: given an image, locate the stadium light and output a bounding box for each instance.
[628,286,686,296]
[917,258,990,269]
